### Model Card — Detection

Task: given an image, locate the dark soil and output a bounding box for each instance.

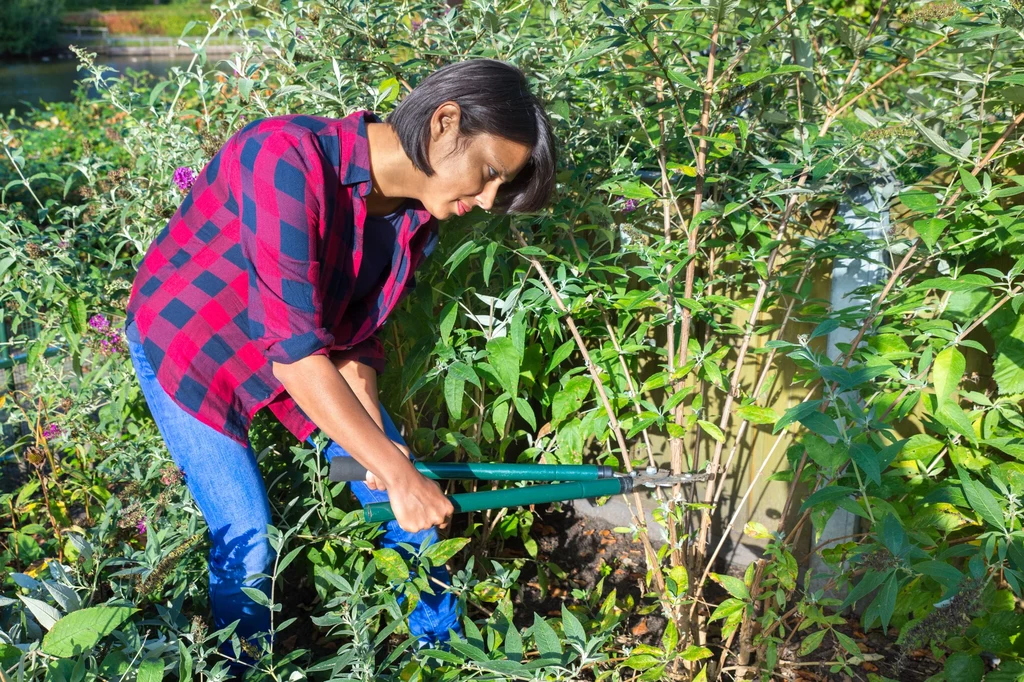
[780,623,944,682]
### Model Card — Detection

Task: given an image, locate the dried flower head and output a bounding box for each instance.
[173,167,197,193]
[239,636,262,660]
[25,243,43,260]
[60,397,73,412]
[861,125,917,142]
[910,1,963,22]
[4,299,19,312]
[117,500,146,530]
[897,578,983,672]
[25,446,46,468]
[199,133,225,159]
[104,127,122,143]
[861,547,900,572]
[160,465,186,487]
[191,614,208,641]
[135,531,204,599]
[106,168,127,185]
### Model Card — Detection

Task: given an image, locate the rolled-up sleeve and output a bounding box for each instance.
[239,131,334,364]
[333,333,386,374]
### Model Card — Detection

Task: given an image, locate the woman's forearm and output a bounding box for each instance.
[332,355,411,457]
[272,354,416,486]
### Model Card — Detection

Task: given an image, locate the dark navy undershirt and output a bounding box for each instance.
[352,203,407,302]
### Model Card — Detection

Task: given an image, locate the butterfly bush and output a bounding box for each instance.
[0,1,1022,681]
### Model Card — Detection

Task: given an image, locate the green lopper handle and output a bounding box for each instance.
[329,458,614,483]
[363,477,630,524]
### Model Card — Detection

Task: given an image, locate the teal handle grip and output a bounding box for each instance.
[330,459,612,483]
[363,477,629,524]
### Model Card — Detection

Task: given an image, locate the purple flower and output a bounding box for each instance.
[411,19,422,31]
[43,423,62,440]
[295,29,305,41]
[173,167,197,193]
[88,314,109,331]
[136,518,147,535]
[621,198,639,213]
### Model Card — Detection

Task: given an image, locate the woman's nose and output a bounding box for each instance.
[474,183,498,211]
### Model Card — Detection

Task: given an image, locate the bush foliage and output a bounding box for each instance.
[2,0,1024,680]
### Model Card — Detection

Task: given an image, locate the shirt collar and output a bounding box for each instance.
[342,109,437,233]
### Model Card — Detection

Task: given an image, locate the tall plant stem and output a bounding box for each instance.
[511,226,668,598]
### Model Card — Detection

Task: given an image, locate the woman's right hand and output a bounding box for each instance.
[387,464,454,533]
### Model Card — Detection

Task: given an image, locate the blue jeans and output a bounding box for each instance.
[126,323,462,671]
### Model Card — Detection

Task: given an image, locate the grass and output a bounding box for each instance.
[62,3,218,37]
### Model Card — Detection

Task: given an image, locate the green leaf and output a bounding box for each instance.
[958,467,1006,531]
[708,597,745,622]
[486,336,521,396]
[944,653,985,682]
[697,420,725,443]
[992,311,1024,395]
[933,347,965,406]
[552,376,592,429]
[798,411,840,438]
[41,606,138,658]
[913,218,949,248]
[373,548,410,582]
[849,443,881,486]
[598,179,657,199]
[875,573,898,632]
[709,573,749,600]
[914,274,993,292]
[138,658,164,682]
[439,301,457,343]
[503,618,524,662]
[531,613,563,660]
[799,486,857,513]
[68,297,86,335]
[958,167,983,195]
[423,538,471,565]
[899,189,938,213]
[774,400,823,433]
[680,645,712,661]
[444,372,466,421]
[799,629,826,656]
[834,630,861,656]
[736,405,778,425]
[561,604,586,650]
[623,654,661,671]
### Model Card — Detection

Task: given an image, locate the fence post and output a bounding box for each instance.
[809,173,899,600]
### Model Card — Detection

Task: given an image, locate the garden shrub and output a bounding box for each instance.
[2,0,1024,680]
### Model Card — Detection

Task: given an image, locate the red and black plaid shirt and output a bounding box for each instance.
[124,110,439,445]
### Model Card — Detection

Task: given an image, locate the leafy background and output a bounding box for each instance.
[2,0,1024,680]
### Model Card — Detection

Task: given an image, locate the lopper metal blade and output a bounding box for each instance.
[620,467,711,489]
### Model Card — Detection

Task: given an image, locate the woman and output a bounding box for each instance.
[123,58,556,673]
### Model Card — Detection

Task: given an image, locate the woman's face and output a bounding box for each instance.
[420,102,532,220]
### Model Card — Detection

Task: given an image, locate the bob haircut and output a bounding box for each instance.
[385,58,557,215]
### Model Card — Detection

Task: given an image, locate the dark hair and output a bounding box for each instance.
[385,58,557,215]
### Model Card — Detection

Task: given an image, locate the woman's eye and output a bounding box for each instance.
[488,166,498,179]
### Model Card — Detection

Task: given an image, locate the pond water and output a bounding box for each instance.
[0,53,202,116]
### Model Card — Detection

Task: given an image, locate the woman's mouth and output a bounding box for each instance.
[456,200,468,216]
